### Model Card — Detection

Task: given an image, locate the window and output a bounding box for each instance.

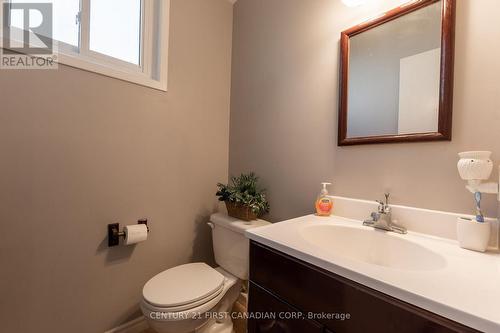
[89,0,142,65]
[4,0,170,90]
[10,0,80,47]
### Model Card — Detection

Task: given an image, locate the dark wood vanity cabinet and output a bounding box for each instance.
[248,241,481,333]
[248,282,323,333]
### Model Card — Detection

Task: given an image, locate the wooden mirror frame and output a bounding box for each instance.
[338,0,456,146]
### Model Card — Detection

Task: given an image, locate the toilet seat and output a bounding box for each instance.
[142,263,227,312]
[141,287,224,319]
[141,266,239,322]
[143,283,224,313]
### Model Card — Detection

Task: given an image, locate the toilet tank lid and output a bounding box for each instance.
[142,263,224,308]
[209,213,271,234]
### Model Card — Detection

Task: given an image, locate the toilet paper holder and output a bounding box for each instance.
[108,219,149,247]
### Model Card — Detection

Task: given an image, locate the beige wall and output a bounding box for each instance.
[0,0,233,332]
[230,0,500,222]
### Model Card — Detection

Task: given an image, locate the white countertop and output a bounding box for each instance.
[245,214,500,333]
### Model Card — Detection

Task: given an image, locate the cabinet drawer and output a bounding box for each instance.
[248,282,324,333]
[250,241,479,333]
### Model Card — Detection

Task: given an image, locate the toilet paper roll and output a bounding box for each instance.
[124,224,148,245]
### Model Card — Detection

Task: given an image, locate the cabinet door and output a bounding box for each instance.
[250,242,480,333]
[248,282,323,333]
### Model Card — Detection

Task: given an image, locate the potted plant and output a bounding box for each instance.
[216,173,270,221]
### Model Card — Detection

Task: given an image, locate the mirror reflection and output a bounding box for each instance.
[347,1,442,138]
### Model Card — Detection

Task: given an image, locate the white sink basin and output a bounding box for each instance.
[246,212,500,332]
[300,224,446,271]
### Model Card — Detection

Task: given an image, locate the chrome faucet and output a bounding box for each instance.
[363,193,407,234]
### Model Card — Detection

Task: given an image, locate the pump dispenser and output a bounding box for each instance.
[315,183,333,216]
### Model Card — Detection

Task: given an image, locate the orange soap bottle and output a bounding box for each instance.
[315,182,333,216]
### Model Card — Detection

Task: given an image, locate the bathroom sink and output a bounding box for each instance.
[246,210,500,332]
[300,225,446,271]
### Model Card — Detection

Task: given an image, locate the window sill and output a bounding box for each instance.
[56,51,167,91]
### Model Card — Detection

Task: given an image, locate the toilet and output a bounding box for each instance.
[140,213,270,333]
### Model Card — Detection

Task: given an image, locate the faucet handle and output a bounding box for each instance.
[375,193,391,213]
[375,200,385,213]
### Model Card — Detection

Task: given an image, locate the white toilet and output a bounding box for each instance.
[140,213,270,333]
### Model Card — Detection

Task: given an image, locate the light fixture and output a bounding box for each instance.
[342,0,367,7]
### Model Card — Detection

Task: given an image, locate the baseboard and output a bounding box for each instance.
[104,317,148,333]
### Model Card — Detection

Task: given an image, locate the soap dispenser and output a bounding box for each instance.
[315,183,333,216]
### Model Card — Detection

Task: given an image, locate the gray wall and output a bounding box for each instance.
[230,0,500,222]
[348,2,441,137]
[0,0,233,332]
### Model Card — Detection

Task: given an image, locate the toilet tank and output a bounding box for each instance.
[209,213,270,280]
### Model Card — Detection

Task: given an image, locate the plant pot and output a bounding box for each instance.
[225,201,257,222]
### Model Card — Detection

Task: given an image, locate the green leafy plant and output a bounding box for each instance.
[216,173,270,216]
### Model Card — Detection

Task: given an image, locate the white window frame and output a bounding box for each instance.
[1,0,170,91]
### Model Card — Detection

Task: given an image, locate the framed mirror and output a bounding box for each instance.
[338,0,456,146]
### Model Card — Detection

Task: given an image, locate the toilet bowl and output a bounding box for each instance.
[141,213,270,333]
[141,264,241,333]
